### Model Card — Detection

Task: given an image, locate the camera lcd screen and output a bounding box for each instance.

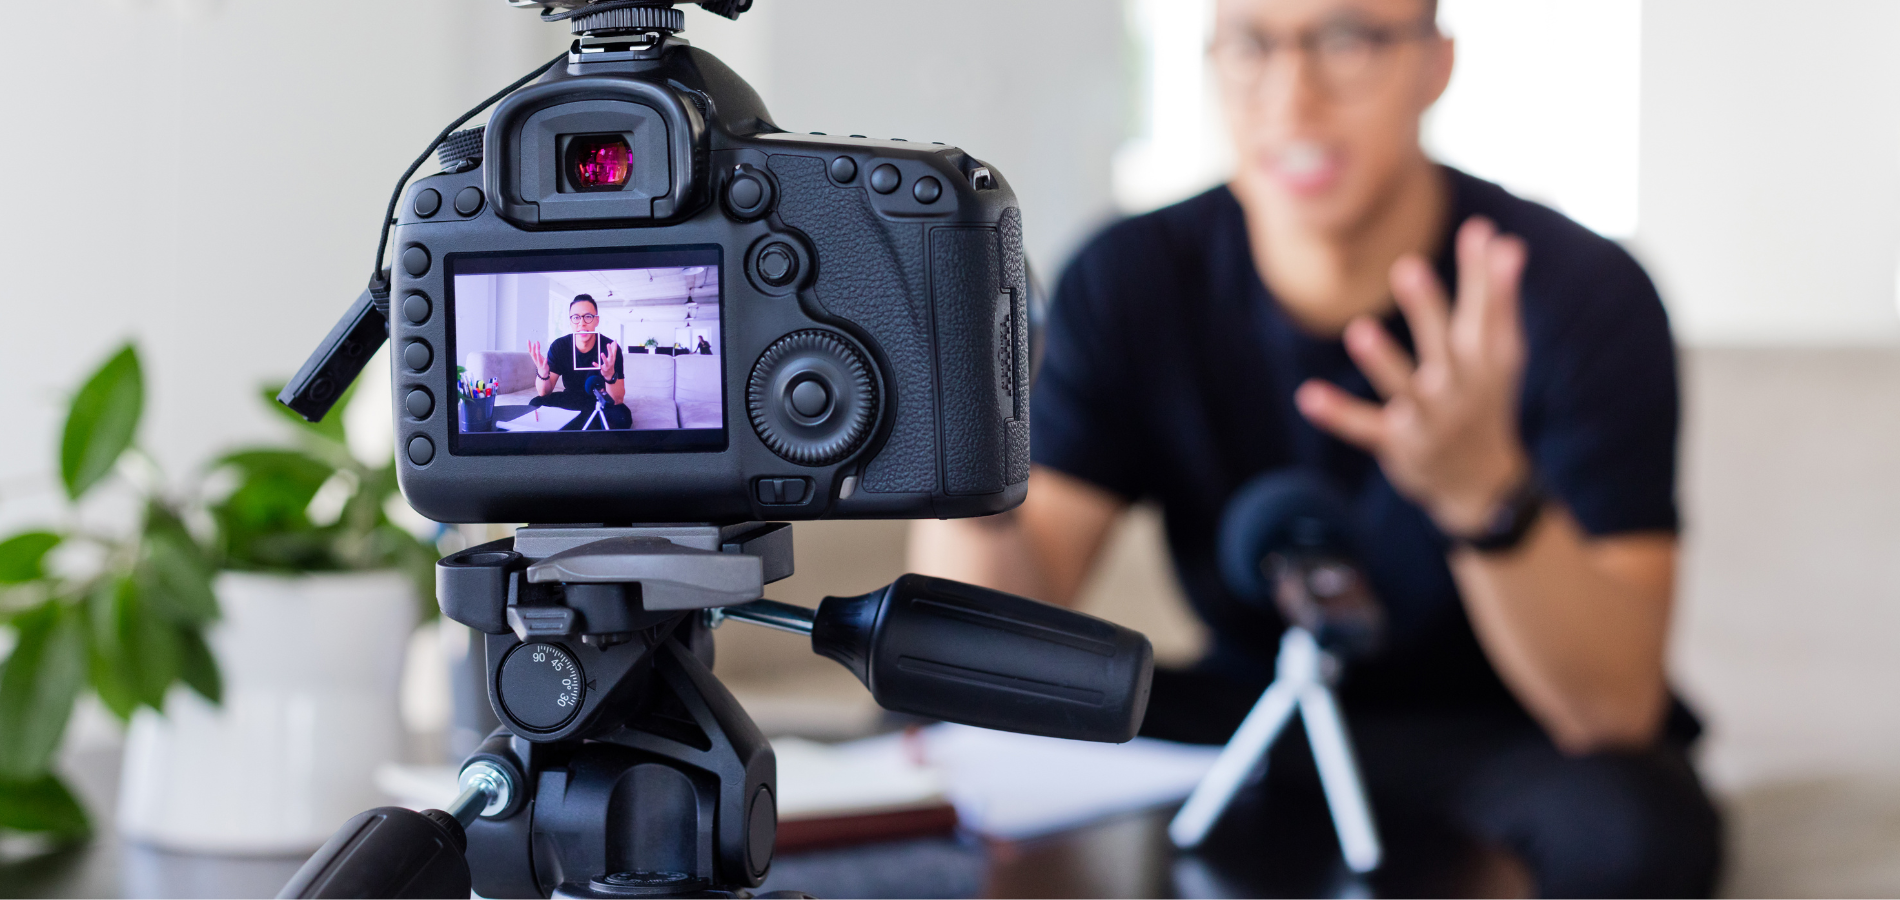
[446,247,725,455]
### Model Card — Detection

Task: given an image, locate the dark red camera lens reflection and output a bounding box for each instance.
[570,136,632,190]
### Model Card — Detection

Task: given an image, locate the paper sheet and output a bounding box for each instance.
[496,406,580,432]
[919,724,1222,840]
[773,736,946,819]
[822,724,1222,841]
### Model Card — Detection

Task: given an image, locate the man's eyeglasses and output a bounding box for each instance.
[568,313,600,324]
[1210,18,1437,97]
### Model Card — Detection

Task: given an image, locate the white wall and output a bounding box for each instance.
[0,1,1124,512]
[0,1,566,513]
[682,0,1129,275]
[1427,0,1642,239]
[1637,1,1900,345]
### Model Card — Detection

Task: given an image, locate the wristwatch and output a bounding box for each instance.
[1450,472,1548,554]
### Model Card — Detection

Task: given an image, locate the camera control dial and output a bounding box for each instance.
[748,331,877,467]
[497,641,586,732]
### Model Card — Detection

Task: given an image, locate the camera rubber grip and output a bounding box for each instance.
[813,574,1153,743]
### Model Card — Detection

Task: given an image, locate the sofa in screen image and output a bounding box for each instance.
[461,350,723,430]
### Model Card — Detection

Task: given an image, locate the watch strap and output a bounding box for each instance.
[1451,473,1547,554]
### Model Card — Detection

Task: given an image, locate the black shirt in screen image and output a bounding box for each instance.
[547,333,622,395]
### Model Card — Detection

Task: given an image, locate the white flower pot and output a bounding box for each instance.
[117,570,417,855]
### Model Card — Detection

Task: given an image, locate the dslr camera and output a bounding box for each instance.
[284,0,1030,525]
[277,4,1148,898]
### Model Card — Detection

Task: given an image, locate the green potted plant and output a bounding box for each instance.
[0,344,220,843]
[115,375,438,853]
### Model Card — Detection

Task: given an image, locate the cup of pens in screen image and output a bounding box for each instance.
[460,376,498,432]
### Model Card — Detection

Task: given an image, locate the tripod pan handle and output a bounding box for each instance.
[277,807,471,899]
[814,574,1153,743]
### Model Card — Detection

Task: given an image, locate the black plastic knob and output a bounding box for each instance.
[496,642,585,732]
[725,167,773,220]
[813,574,1154,743]
[755,242,798,287]
[747,331,876,466]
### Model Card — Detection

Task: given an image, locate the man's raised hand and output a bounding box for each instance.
[1294,217,1532,536]
[529,339,549,378]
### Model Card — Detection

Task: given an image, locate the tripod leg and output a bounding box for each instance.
[1299,685,1382,873]
[1168,675,1302,848]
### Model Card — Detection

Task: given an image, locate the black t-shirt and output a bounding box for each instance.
[547,333,622,394]
[1033,169,1680,713]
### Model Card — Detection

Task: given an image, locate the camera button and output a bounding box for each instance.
[869,164,901,194]
[407,436,434,466]
[414,188,441,218]
[729,176,763,209]
[405,389,433,420]
[756,243,798,287]
[790,379,830,418]
[455,187,485,217]
[404,340,433,372]
[401,245,431,277]
[912,176,942,204]
[828,156,857,183]
[756,478,810,505]
[403,293,431,325]
[725,168,773,219]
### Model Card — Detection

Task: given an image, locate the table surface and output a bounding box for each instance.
[1,748,1487,899]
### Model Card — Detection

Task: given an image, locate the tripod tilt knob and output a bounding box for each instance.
[812,574,1154,743]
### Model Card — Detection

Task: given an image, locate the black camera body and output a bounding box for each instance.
[388,36,1030,525]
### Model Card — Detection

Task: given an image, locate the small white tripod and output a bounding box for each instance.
[1168,625,1382,874]
[579,394,613,431]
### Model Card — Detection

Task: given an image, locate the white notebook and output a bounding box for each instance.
[496,406,580,432]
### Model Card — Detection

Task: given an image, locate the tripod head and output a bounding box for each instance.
[282,524,1152,899]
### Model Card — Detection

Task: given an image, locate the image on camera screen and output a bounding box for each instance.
[446,247,726,455]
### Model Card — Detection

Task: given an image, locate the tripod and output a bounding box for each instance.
[280,523,1153,899]
[1168,626,1381,874]
[579,382,613,431]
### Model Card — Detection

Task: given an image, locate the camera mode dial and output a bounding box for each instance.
[748,331,877,467]
[497,641,586,732]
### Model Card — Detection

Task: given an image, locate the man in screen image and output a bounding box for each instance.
[913,0,1719,895]
[528,293,632,430]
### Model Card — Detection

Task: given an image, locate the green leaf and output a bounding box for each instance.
[0,602,86,781]
[175,626,222,705]
[138,507,218,626]
[85,579,139,721]
[261,380,354,445]
[0,532,61,584]
[0,772,90,839]
[209,449,340,572]
[59,344,144,500]
[84,577,178,718]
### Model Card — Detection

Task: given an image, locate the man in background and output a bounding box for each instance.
[911,0,1721,894]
